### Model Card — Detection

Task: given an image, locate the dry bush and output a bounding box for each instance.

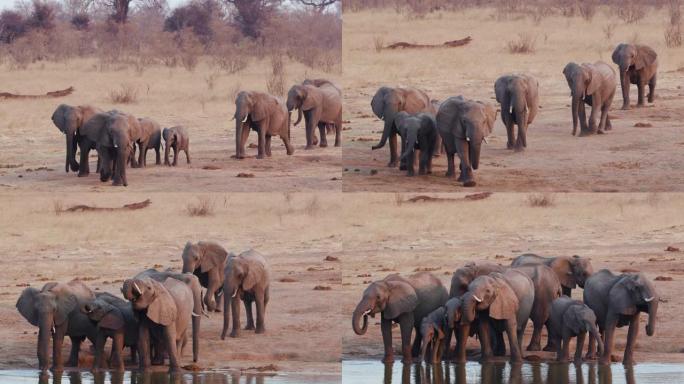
[53,200,63,216]
[669,0,682,24]
[603,23,617,40]
[665,24,682,46]
[210,44,249,74]
[617,1,647,23]
[527,193,555,207]
[304,196,321,216]
[186,196,215,217]
[109,83,139,104]
[205,72,219,90]
[266,54,286,97]
[507,33,536,54]
[373,35,384,52]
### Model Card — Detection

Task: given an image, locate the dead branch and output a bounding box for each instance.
[384,36,472,50]
[62,199,151,212]
[0,86,74,100]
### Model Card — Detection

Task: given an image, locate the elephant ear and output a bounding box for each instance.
[199,242,228,273]
[54,293,78,326]
[16,287,40,326]
[551,258,576,289]
[494,77,509,104]
[584,66,601,96]
[242,258,265,291]
[52,105,74,133]
[635,45,657,70]
[301,86,319,111]
[611,44,626,65]
[383,280,418,320]
[147,279,177,326]
[100,308,125,330]
[250,93,268,122]
[482,103,497,135]
[489,277,519,320]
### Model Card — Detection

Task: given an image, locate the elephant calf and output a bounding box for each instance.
[163,126,190,166]
[131,118,162,167]
[419,306,447,363]
[494,74,539,151]
[563,61,616,136]
[549,296,603,364]
[394,111,438,176]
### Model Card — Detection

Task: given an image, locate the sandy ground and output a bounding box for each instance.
[341,193,684,363]
[0,58,341,192]
[0,192,343,377]
[342,8,684,192]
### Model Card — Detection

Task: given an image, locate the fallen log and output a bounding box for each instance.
[62,199,151,212]
[0,86,74,100]
[384,36,472,50]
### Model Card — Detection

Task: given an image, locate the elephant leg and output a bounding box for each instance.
[94,333,106,370]
[388,132,398,168]
[443,328,452,361]
[164,142,171,166]
[138,321,151,370]
[623,314,640,365]
[648,75,656,103]
[78,144,91,177]
[598,103,610,133]
[318,122,328,147]
[244,299,255,330]
[184,146,191,164]
[559,331,570,362]
[455,324,469,363]
[230,297,241,338]
[51,325,67,371]
[66,336,83,367]
[459,141,476,187]
[281,132,294,155]
[411,324,421,358]
[586,328,597,360]
[398,134,407,170]
[478,320,493,362]
[172,146,179,166]
[265,136,272,157]
[256,128,266,159]
[155,146,161,165]
[418,146,428,175]
[112,150,127,186]
[112,332,124,371]
[381,317,394,363]
[543,321,556,351]
[527,320,542,351]
[205,269,220,311]
[446,153,456,178]
[574,331,586,364]
[255,293,266,334]
[493,327,506,356]
[620,71,630,109]
[305,115,315,150]
[503,112,515,149]
[506,319,522,363]
[637,81,645,107]
[164,324,180,373]
[587,98,600,134]
[129,345,137,364]
[334,118,342,147]
[599,314,618,365]
[406,149,415,176]
[399,314,414,363]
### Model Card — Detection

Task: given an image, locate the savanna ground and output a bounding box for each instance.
[342,7,684,192]
[0,192,342,378]
[341,193,684,363]
[0,57,341,192]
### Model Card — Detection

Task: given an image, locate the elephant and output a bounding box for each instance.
[512,264,562,351]
[419,306,447,363]
[130,118,162,167]
[583,269,658,365]
[51,104,102,176]
[436,96,497,187]
[81,292,138,371]
[234,91,293,159]
[16,280,97,371]
[563,61,616,136]
[511,253,594,297]
[351,272,448,364]
[549,296,603,364]
[181,241,231,312]
[162,126,190,166]
[370,86,436,169]
[80,110,142,186]
[459,269,535,363]
[221,249,270,339]
[121,277,197,373]
[393,111,437,176]
[611,43,658,109]
[450,261,505,298]
[286,81,342,148]
[494,74,539,151]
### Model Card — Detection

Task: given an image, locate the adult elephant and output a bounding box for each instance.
[130,118,162,167]
[286,81,342,148]
[182,241,231,312]
[511,254,593,297]
[121,277,197,373]
[436,96,497,187]
[234,91,293,159]
[611,43,658,109]
[221,249,270,339]
[394,111,437,176]
[494,74,539,151]
[583,270,658,365]
[51,104,102,176]
[371,87,436,169]
[16,280,97,372]
[459,269,534,363]
[352,272,448,363]
[563,61,616,136]
[549,296,603,364]
[80,111,142,186]
[512,264,562,351]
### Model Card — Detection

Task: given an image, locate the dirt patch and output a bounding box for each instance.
[279,277,298,283]
[61,199,151,212]
[655,276,673,281]
[202,165,222,170]
[324,256,340,262]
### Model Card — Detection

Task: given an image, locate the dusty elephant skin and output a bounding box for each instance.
[51,104,102,176]
[563,61,616,136]
[549,296,603,364]
[612,43,658,110]
[131,118,162,168]
[494,74,539,151]
[234,91,293,159]
[162,126,191,166]
[182,241,231,312]
[287,79,342,149]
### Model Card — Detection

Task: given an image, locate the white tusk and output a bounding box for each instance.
[192,312,200,317]
[232,289,238,298]
[466,137,471,142]
[51,326,55,334]
[217,290,223,297]
[472,295,483,303]
[509,105,513,115]
[363,309,371,316]
[644,296,654,302]
[133,282,142,295]
[241,115,248,123]
[380,116,385,121]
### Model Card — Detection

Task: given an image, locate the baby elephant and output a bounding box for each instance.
[395,111,438,176]
[81,292,138,371]
[162,126,190,166]
[419,306,447,363]
[550,296,603,364]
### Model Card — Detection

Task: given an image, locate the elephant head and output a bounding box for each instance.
[564,304,603,356]
[286,85,317,126]
[162,127,177,146]
[81,295,124,331]
[122,278,177,326]
[460,102,495,171]
[615,273,658,336]
[444,297,464,331]
[611,44,657,76]
[551,256,593,290]
[352,276,418,335]
[563,63,604,136]
[462,274,519,324]
[51,104,99,173]
[371,87,405,150]
[182,241,228,275]
[80,111,133,186]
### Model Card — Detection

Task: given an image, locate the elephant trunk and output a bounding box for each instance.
[571,93,580,136]
[235,118,243,159]
[646,299,658,336]
[352,301,371,335]
[462,293,477,324]
[372,113,394,150]
[37,312,53,371]
[181,261,194,274]
[619,70,630,107]
[590,323,604,357]
[221,293,231,340]
[191,315,200,362]
[455,323,470,363]
[190,281,202,362]
[66,130,79,173]
[294,107,303,126]
[469,141,481,170]
[400,129,417,161]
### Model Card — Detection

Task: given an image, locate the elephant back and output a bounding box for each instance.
[510,253,546,267]
[239,249,270,287]
[407,272,448,323]
[501,269,535,326]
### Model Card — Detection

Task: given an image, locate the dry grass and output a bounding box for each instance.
[618,1,647,24]
[527,193,555,207]
[603,23,617,40]
[205,72,219,91]
[186,196,215,217]
[52,200,63,216]
[266,54,286,97]
[373,35,385,52]
[507,33,536,54]
[108,83,139,104]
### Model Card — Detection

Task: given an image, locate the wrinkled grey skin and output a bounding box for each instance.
[130,118,162,167]
[436,96,497,187]
[16,280,97,372]
[394,111,438,176]
[511,253,594,297]
[81,292,138,371]
[563,61,616,136]
[162,126,190,166]
[459,270,534,363]
[583,269,658,365]
[51,104,102,176]
[182,241,231,312]
[549,296,603,364]
[494,74,539,151]
[371,86,436,169]
[221,249,270,340]
[419,306,447,363]
[286,81,342,148]
[512,264,562,352]
[611,43,658,109]
[352,272,448,364]
[234,91,293,159]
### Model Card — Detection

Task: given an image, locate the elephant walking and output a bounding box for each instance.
[563,61,616,136]
[234,91,293,159]
[583,269,658,365]
[287,80,342,148]
[182,241,231,312]
[131,118,162,167]
[51,104,102,176]
[494,74,539,151]
[352,272,448,363]
[612,43,658,109]
[162,126,190,166]
[394,111,438,176]
[549,296,603,364]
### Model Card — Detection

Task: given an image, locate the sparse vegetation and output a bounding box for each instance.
[603,23,617,40]
[109,83,138,104]
[52,200,63,216]
[186,196,215,217]
[665,0,682,47]
[373,35,384,52]
[266,53,286,96]
[617,0,647,24]
[527,193,555,207]
[507,33,536,54]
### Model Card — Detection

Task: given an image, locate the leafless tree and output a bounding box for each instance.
[296,0,338,11]
[102,0,132,23]
[223,0,281,38]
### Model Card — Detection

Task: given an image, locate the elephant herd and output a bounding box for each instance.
[15,241,270,373]
[352,253,659,366]
[52,79,342,187]
[370,42,658,187]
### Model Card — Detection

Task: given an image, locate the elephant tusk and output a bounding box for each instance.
[466,137,471,142]
[644,296,654,302]
[232,289,238,298]
[241,115,249,123]
[202,309,210,318]
[472,294,483,303]
[482,137,487,144]
[51,326,55,334]
[363,309,371,316]
[192,311,200,317]
[133,282,142,296]
[217,290,223,297]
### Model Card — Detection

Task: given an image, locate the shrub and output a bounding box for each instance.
[507,33,536,54]
[527,193,555,207]
[109,83,139,103]
[266,53,285,96]
[186,196,215,217]
[27,1,56,31]
[0,10,27,44]
[617,1,647,24]
[70,13,90,31]
[665,24,682,47]
[373,35,384,52]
